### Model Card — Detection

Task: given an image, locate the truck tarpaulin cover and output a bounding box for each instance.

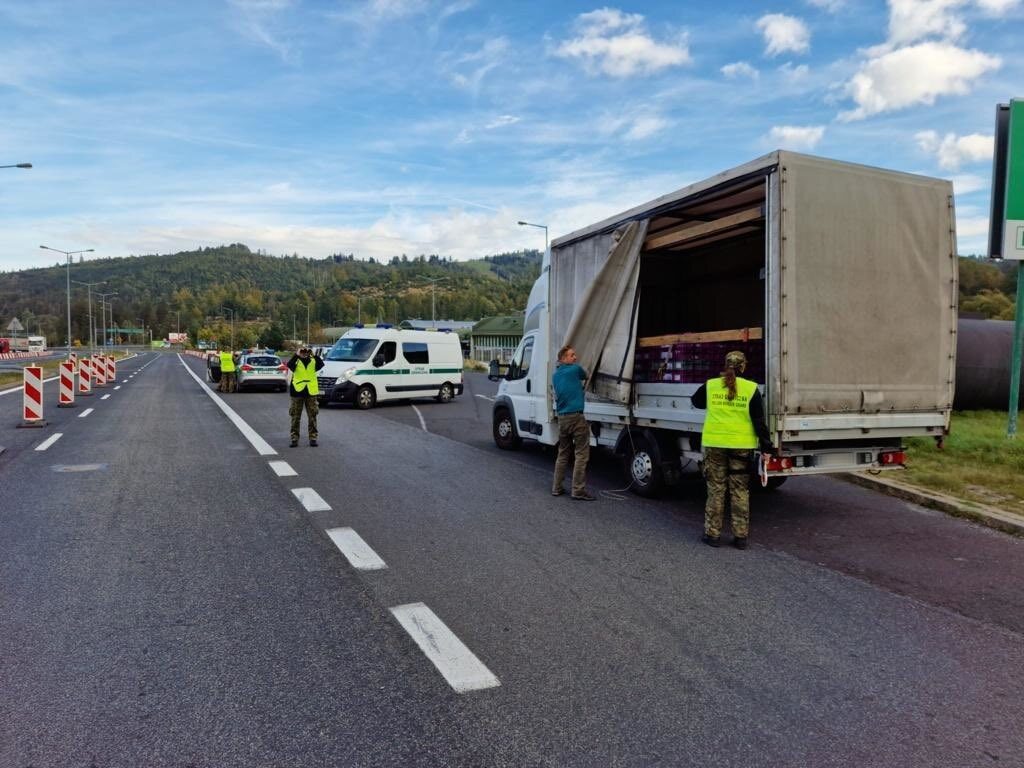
[553,219,648,404]
[776,153,957,415]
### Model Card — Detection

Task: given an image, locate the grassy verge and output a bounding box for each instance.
[0,352,133,391]
[902,410,1024,515]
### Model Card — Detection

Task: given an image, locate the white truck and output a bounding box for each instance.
[490,151,957,494]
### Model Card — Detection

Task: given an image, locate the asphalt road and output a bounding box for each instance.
[1,353,1021,767]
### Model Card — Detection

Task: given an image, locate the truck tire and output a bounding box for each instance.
[355,385,376,410]
[436,382,454,403]
[625,432,664,498]
[493,407,522,450]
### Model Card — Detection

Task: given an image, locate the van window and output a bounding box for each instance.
[378,341,397,364]
[508,337,533,380]
[327,338,377,362]
[403,342,429,364]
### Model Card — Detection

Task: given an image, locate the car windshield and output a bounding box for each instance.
[245,356,280,367]
[326,338,378,362]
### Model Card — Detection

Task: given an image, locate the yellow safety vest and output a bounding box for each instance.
[292,358,319,396]
[219,352,235,373]
[702,376,758,449]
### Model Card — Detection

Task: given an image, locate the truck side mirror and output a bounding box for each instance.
[373,354,385,367]
[488,359,505,381]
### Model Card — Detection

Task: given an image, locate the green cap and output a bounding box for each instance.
[725,350,747,369]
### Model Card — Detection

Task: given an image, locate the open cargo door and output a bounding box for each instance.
[553,219,648,404]
[776,152,957,417]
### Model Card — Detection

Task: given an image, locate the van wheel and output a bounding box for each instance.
[493,407,521,450]
[355,385,376,410]
[436,382,454,403]
[625,433,663,498]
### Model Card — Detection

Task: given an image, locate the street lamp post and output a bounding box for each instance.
[517,220,549,254]
[40,245,95,356]
[0,163,32,169]
[220,306,235,350]
[72,280,105,355]
[302,303,311,344]
[417,277,449,325]
[97,292,117,348]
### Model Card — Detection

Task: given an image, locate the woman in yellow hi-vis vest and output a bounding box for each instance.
[218,349,237,393]
[691,350,772,550]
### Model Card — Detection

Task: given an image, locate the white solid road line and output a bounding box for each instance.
[389,603,501,694]
[268,460,297,477]
[177,354,277,456]
[35,433,63,451]
[474,394,495,402]
[78,408,94,418]
[101,394,111,400]
[292,487,331,512]
[0,375,59,397]
[326,527,387,570]
[411,404,428,432]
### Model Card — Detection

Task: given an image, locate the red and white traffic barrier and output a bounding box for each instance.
[107,356,116,382]
[94,355,107,386]
[79,358,93,395]
[58,361,76,407]
[19,365,46,427]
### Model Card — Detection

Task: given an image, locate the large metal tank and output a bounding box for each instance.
[955,319,1024,409]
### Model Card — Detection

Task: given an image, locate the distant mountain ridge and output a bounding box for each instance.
[0,244,542,347]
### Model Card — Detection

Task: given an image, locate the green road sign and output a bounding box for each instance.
[1003,99,1024,260]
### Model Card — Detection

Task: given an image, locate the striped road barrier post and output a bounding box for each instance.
[58,361,76,408]
[107,356,115,382]
[79,358,93,396]
[18,365,46,428]
[94,355,107,387]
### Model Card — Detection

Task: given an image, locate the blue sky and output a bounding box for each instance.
[0,0,1020,272]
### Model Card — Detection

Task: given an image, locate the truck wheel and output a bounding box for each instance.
[355,385,376,410]
[625,433,664,498]
[436,382,454,403]
[493,407,522,450]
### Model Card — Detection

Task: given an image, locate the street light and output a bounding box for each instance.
[97,291,117,348]
[72,279,105,355]
[417,277,449,326]
[517,220,549,253]
[40,244,95,356]
[302,303,311,344]
[1,163,31,169]
[220,306,235,350]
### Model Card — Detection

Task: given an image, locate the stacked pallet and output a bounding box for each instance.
[633,328,764,384]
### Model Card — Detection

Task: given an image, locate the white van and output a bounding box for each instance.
[318,325,464,409]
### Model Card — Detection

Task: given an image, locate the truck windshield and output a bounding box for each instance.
[326,338,378,362]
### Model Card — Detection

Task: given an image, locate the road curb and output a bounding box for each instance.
[842,472,1024,537]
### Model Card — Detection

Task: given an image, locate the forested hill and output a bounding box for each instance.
[0,244,542,346]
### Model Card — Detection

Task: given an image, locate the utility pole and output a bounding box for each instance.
[73,279,105,355]
[418,277,448,326]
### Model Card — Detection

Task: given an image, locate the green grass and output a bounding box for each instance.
[0,352,132,391]
[903,410,1024,514]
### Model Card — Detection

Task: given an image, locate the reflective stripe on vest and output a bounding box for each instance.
[292,358,319,396]
[219,352,235,372]
[702,376,758,449]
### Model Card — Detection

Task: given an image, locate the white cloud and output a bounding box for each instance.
[951,174,988,194]
[721,61,759,79]
[887,0,966,46]
[974,0,1021,12]
[624,115,669,140]
[840,41,1000,121]
[779,62,810,81]
[447,37,509,94]
[756,14,811,57]
[484,115,520,129]
[555,8,690,78]
[228,0,297,63]
[596,112,670,142]
[915,130,994,169]
[768,125,826,150]
[806,0,844,10]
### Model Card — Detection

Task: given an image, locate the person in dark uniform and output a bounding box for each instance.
[286,346,324,447]
[692,350,772,549]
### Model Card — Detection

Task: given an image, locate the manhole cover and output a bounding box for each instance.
[51,464,108,473]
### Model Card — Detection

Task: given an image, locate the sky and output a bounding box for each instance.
[0,0,1021,272]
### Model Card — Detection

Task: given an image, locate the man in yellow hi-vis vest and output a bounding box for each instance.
[286,346,324,447]
[218,349,237,393]
[692,350,772,550]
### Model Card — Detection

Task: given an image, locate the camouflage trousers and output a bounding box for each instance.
[553,413,590,496]
[219,371,236,392]
[703,447,752,538]
[289,396,319,442]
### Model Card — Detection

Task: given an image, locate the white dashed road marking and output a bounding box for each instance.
[390,603,500,693]
[268,460,297,477]
[326,527,387,570]
[411,404,428,432]
[292,487,331,512]
[114,385,121,390]
[35,433,63,451]
[78,408,94,418]
[101,394,111,400]
[475,394,495,402]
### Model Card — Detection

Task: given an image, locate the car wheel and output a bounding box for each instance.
[625,432,664,498]
[355,385,376,410]
[493,407,521,450]
[436,382,454,403]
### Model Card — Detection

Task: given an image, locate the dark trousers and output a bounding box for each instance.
[289,396,319,442]
[553,413,590,496]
